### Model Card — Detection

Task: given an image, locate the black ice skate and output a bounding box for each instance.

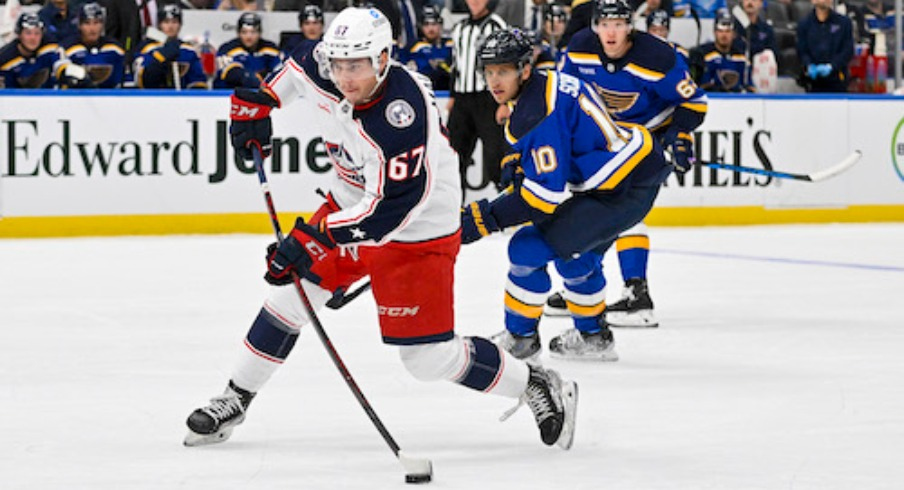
[501,366,578,449]
[184,380,256,447]
[606,278,659,328]
[542,291,569,317]
[548,325,618,362]
[490,329,542,363]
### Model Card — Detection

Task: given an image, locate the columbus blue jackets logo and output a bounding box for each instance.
[385,99,415,128]
[325,141,365,188]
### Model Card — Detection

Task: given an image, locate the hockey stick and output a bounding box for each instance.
[696,150,862,182]
[325,279,372,309]
[251,147,433,484]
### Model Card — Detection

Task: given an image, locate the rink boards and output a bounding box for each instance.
[1,91,903,237]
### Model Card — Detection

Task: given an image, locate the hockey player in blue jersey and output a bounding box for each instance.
[545,0,707,329]
[133,4,208,89]
[402,5,453,91]
[278,4,324,56]
[184,7,578,452]
[214,13,283,89]
[692,9,755,93]
[646,8,690,63]
[0,13,61,89]
[57,3,126,89]
[460,28,673,361]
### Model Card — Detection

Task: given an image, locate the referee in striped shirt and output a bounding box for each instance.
[448,0,508,193]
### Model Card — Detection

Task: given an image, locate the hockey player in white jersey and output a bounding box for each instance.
[184,7,577,452]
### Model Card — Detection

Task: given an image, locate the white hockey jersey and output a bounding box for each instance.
[265,47,461,246]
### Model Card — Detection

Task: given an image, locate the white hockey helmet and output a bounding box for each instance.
[320,7,393,85]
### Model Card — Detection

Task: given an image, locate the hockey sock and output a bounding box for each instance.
[616,234,650,282]
[555,253,606,333]
[455,337,528,398]
[231,307,300,392]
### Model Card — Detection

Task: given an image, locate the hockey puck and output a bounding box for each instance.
[405,473,432,484]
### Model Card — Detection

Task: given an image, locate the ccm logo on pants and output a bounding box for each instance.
[379,306,421,317]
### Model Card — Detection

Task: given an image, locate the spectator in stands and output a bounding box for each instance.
[797,0,853,92]
[38,0,79,41]
[0,13,61,88]
[402,5,453,89]
[133,4,207,88]
[57,2,126,88]
[279,4,323,54]
[214,12,282,88]
[733,0,776,57]
[692,9,755,92]
[448,0,508,192]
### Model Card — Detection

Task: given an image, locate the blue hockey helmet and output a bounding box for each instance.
[544,3,568,22]
[478,28,533,69]
[238,12,262,32]
[714,9,734,31]
[15,12,44,34]
[593,0,633,23]
[422,5,443,25]
[79,2,106,23]
[158,3,182,23]
[299,4,324,23]
[646,9,670,29]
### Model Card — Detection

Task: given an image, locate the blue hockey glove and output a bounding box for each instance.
[816,63,833,78]
[664,129,695,174]
[498,154,523,191]
[806,64,819,79]
[461,199,501,245]
[230,87,278,160]
[159,38,181,61]
[265,217,335,286]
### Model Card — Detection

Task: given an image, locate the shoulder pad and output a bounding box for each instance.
[626,32,677,74]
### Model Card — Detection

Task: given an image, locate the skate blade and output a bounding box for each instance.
[549,345,619,362]
[606,309,658,328]
[183,427,234,447]
[556,380,579,450]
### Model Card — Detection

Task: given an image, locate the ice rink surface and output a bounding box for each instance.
[2,223,903,489]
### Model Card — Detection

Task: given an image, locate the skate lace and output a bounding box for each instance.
[499,378,554,424]
[204,394,243,421]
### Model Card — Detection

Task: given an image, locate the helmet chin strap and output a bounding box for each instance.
[364,50,390,101]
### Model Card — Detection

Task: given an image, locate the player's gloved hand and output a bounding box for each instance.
[460,199,500,245]
[816,63,833,78]
[498,154,523,191]
[265,217,335,286]
[159,37,181,61]
[230,87,278,160]
[310,189,340,225]
[664,129,695,174]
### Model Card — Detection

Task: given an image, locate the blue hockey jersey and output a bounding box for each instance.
[213,37,283,89]
[59,35,125,88]
[695,40,754,92]
[134,38,208,89]
[561,30,707,139]
[0,39,60,89]
[504,70,667,216]
[402,37,453,91]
